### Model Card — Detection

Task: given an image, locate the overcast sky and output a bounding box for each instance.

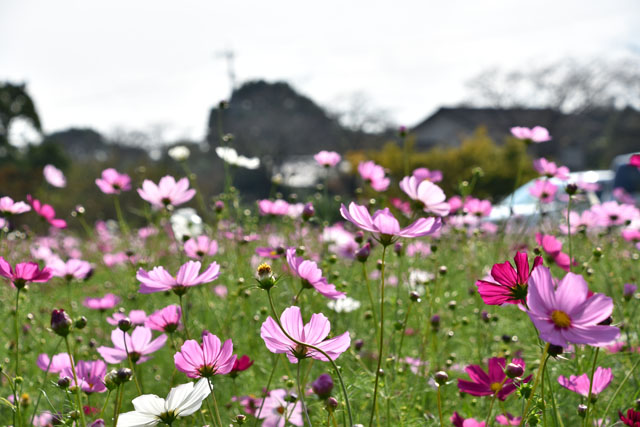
[1,0,638,142]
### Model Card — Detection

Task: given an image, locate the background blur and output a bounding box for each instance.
[1,0,639,225]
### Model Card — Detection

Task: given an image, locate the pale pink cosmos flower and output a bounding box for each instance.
[258,199,290,216]
[98,326,167,364]
[0,196,31,215]
[448,195,463,214]
[510,126,551,143]
[560,210,597,235]
[286,248,345,300]
[27,195,67,228]
[526,266,620,347]
[95,168,131,194]
[83,293,121,311]
[103,252,130,267]
[314,150,341,167]
[184,236,218,259]
[536,233,573,272]
[48,257,92,280]
[591,201,639,228]
[613,187,636,205]
[107,310,147,327]
[261,306,350,364]
[37,353,71,373]
[340,202,441,245]
[558,366,613,397]
[137,260,220,295]
[399,175,450,216]
[60,360,108,393]
[137,175,195,208]
[529,179,558,204]
[145,305,182,333]
[43,164,66,188]
[358,160,390,192]
[412,167,442,183]
[463,198,492,217]
[533,158,569,180]
[174,331,236,378]
[0,257,51,289]
[257,388,303,427]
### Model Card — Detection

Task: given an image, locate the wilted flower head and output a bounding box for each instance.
[96,168,131,194]
[43,164,66,188]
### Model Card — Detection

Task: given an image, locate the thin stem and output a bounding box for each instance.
[567,196,573,273]
[13,288,21,427]
[436,386,443,426]
[540,355,550,427]
[485,377,507,426]
[369,244,388,427]
[122,330,143,395]
[253,355,280,427]
[64,337,87,427]
[395,302,412,374]
[362,263,379,340]
[266,290,353,426]
[179,294,192,340]
[207,379,224,427]
[297,361,313,427]
[113,196,129,235]
[519,343,550,426]
[584,347,600,427]
[99,389,112,419]
[30,339,63,425]
[601,355,640,417]
[112,384,124,427]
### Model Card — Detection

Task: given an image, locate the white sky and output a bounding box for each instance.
[1,0,638,142]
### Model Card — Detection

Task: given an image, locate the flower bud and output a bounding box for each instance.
[505,363,524,379]
[577,403,587,417]
[311,374,334,399]
[104,370,119,390]
[256,263,276,290]
[355,244,371,263]
[302,203,315,221]
[57,376,71,389]
[354,339,364,351]
[74,316,87,330]
[430,314,441,330]
[116,368,133,384]
[438,266,447,276]
[394,242,403,257]
[593,247,603,258]
[434,371,448,386]
[118,318,132,332]
[326,397,338,410]
[548,344,564,357]
[398,126,407,138]
[624,283,637,300]
[354,231,364,244]
[235,414,247,425]
[51,309,72,337]
[214,200,225,213]
[566,183,578,195]
[285,393,298,403]
[409,291,421,303]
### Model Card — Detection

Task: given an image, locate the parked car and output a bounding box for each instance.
[488,170,615,223]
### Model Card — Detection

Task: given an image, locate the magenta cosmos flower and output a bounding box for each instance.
[136,260,220,295]
[98,326,167,364]
[137,175,195,208]
[60,360,107,393]
[43,164,66,188]
[630,154,640,168]
[558,366,612,397]
[146,305,182,333]
[495,413,521,425]
[475,252,542,306]
[457,357,530,401]
[95,168,131,194]
[533,158,569,180]
[48,257,92,280]
[107,310,147,327]
[0,196,31,215]
[261,306,350,363]
[526,266,620,347]
[0,257,51,289]
[510,126,551,143]
[358,160,390,191]
[340,202,441,245]
[184,236,218,259]
[257,388,303,427]
[174,331,236,378]
[314,150,341,167]
[83,293,120,311]
[286,248,345,300]
[529,179,558,204]
[399,175,450,216]
[536,233,573,272]
[229,355,254,378]
[27,195,66,228]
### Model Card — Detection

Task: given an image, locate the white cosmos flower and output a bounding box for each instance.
[215,146,260,170]
[117,378,211,426]
[328,296,361,313]
[170,208,203,241]
[168,145,190,161]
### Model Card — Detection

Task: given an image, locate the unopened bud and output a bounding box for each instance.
[577,403,587,417]
[302,203,315,221]
[566,183,578,195]
[51,309,72,337]
[409,291,421,303]
[118,318,132,332]
[74,316,87,330]
[235,414,247,424]
[355,244,371,263]
[327,397,338,410]
[57,377,71,389]
[256,263,276,290]
[434,371,448,386]
[505,363,524,379]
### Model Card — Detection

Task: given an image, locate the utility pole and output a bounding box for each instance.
[216,49,237,95]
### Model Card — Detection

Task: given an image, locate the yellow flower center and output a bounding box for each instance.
[551,310,571,328]
[490,382,503,393]
[257,263,272,277]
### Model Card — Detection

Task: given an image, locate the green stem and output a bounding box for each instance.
[436,386,443,427]
[541,355,550,427]
[14,288,21,427]
[601,355,640,418]
[369,245,388,427]
[112,384,123,427]
[122,330,143,395]
[253,355,280,427]
[485,377,507,426]
[179,294,192,340]
[567,196,573,273]
[395,302,412,375]
[207,379,224,427]
[519,343,550,426]
[362,263,379,341]
[297,361,313,427]
[64,337,87,427]
[99,389,112,419]
[584,347,600,427]
[29,339,63,425]
[113,196,129,235]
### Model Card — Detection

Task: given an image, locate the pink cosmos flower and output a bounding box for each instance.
[257,388,303,427]
[340,202,441,245]
[613,187,635,205]
[358,160,390,192]
[495,413,521,425]
[535,233,573,272]
[390,197,412,216]
[558,366,613,397]
[107,310,147,327]
[27,195,66,228]
[258,199,290,216]
[533,158,569,180]
[529,179,558,204]
[137,175,195,208]
[630,154,640,168]
[43,164,66,188]
[399,176,450,216]
[60,360,107,393]
[464,198,492,217]
[451,412,486,427]
[83,293,120,311]
[526,266,620,347]
[591,201,639,228]
[314,150,341,167]
[457,357,531,401]
[145,305,182,333]
[103,252,130,267]
[260,306,350,364]
[560,210,597,235]
[0,196,31,215]
[174,331,236,378]
[48,257,92,280]
[412,167,442,183]
[510,126,551,143]
[286,248,345,300]
[621,228,640,245]
[95,168,131,194]
[475,252,543,306]
[37,353,72,373]
[184,236,218,259]
[448,195,464,214]
[0,257,51,289]
[97,326,167,364]
[229,355,254,377]
[406,241,432,257]
[136,260,220,295]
